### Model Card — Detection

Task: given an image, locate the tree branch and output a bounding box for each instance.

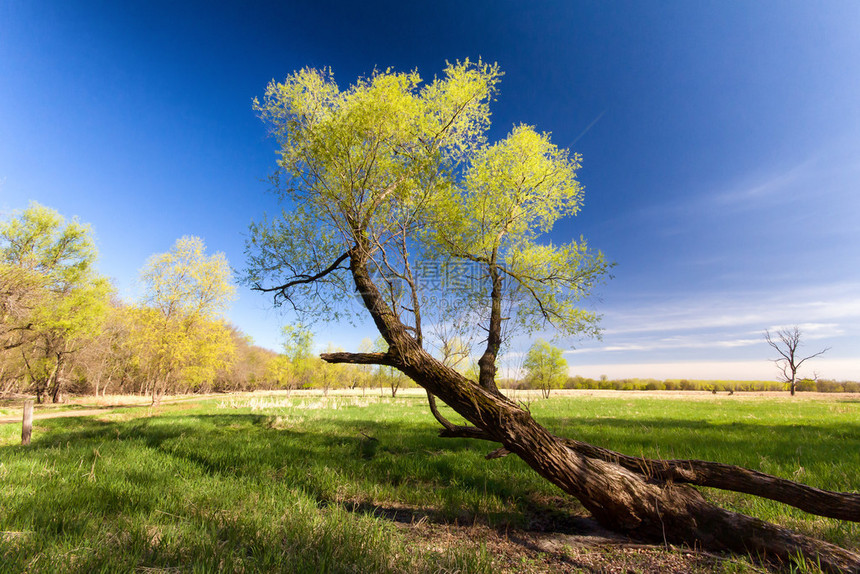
[254,251,351,296]
[558,437,860,522]
[448,426,860,522]
[320,351,396,366]
[426,391,494,440]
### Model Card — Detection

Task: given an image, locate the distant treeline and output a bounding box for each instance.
[501,376,860,393]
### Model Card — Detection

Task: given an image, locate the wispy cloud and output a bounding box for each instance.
[568,359,860,381]
[570,336,763,354]
[568,282,860,380]
[708,157,817,207]
[601,283,860,337]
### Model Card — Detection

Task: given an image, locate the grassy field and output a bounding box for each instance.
[0,391,858,573]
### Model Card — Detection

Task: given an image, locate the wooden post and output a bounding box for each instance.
[21,400,33,446]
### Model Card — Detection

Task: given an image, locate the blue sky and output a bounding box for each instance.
[2,1,858,380]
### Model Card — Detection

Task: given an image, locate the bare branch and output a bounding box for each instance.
[320,351,395,366]
[764,327,830,394]
[426,391,492,440]
[254,251,351,298]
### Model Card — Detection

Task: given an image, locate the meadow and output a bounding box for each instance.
[1,391,858,573]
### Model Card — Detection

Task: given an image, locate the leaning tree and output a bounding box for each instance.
[245,61,860,572]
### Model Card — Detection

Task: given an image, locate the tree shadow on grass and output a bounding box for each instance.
[15,409,860,488]
[4,409,858,550]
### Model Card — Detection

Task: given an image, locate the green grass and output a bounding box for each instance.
[0,393,857,573]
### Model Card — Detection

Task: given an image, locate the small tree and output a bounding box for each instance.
[318,343,347,396]
[281,323,314,391]
[354,338,375,395]
[765,326,829,396]
[138,236,236,403]
[265,354,294,394]
[373,336,405,397]
[523,339,568,398]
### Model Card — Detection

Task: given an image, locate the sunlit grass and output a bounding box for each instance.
[0,393,857,572]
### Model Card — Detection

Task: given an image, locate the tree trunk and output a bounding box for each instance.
[476,263,503,395]
[320,250,860,573]
[49,360,64,404]
[151,382,163,406]
[45,360,61,403]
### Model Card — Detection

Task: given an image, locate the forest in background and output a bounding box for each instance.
[2,203,856,404]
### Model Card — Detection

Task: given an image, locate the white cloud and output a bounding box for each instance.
[570,335,763,354]
[559,282,860,381]
[569,359,860,381]
[602,283,860,337]
[709,157,816,207]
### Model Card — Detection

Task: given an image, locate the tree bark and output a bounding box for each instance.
[476,263,503,395]
[320,248,860,573]
[49,356,64,403]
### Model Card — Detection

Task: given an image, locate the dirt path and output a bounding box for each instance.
[0,405,135,425]
[0,393,233,426]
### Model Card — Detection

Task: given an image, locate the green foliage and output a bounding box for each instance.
[0,203,96,288]
[281,323,313,363]
[279,323,314,389]
[211,326,279,393]
[247,61,501,320]
[0,207,281,398]
[432,125,609,337]
[246,60,610,366]
[372,336,407,396]
[136,237,237,397]
[140,236,235,320]
[552,378,860,393]
[0,203,112,401]
[0,203,111,340]
[264,354,293,391]
[523,339,568,398]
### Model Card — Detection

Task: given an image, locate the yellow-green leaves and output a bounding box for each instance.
[435,125,583,258]
[250,60,501,246]
[429,124,607,339]
[465,125,583,239]
[248,60,504,321]
[502,238,607,337]
[0,203,112,401]
[524,339,569,398]
[0,202,101,295]
[0,202,111,343]
[249,60,611,360]
[141,236,235,319]
[265,354,293,390]
[137,236,236,392]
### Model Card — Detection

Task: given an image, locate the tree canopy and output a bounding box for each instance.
[0,203,111,402]
[246,60,609,388]
[523,339,568,398]
[136,236,237,402]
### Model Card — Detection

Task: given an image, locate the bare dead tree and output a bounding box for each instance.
[765,326,830,396]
